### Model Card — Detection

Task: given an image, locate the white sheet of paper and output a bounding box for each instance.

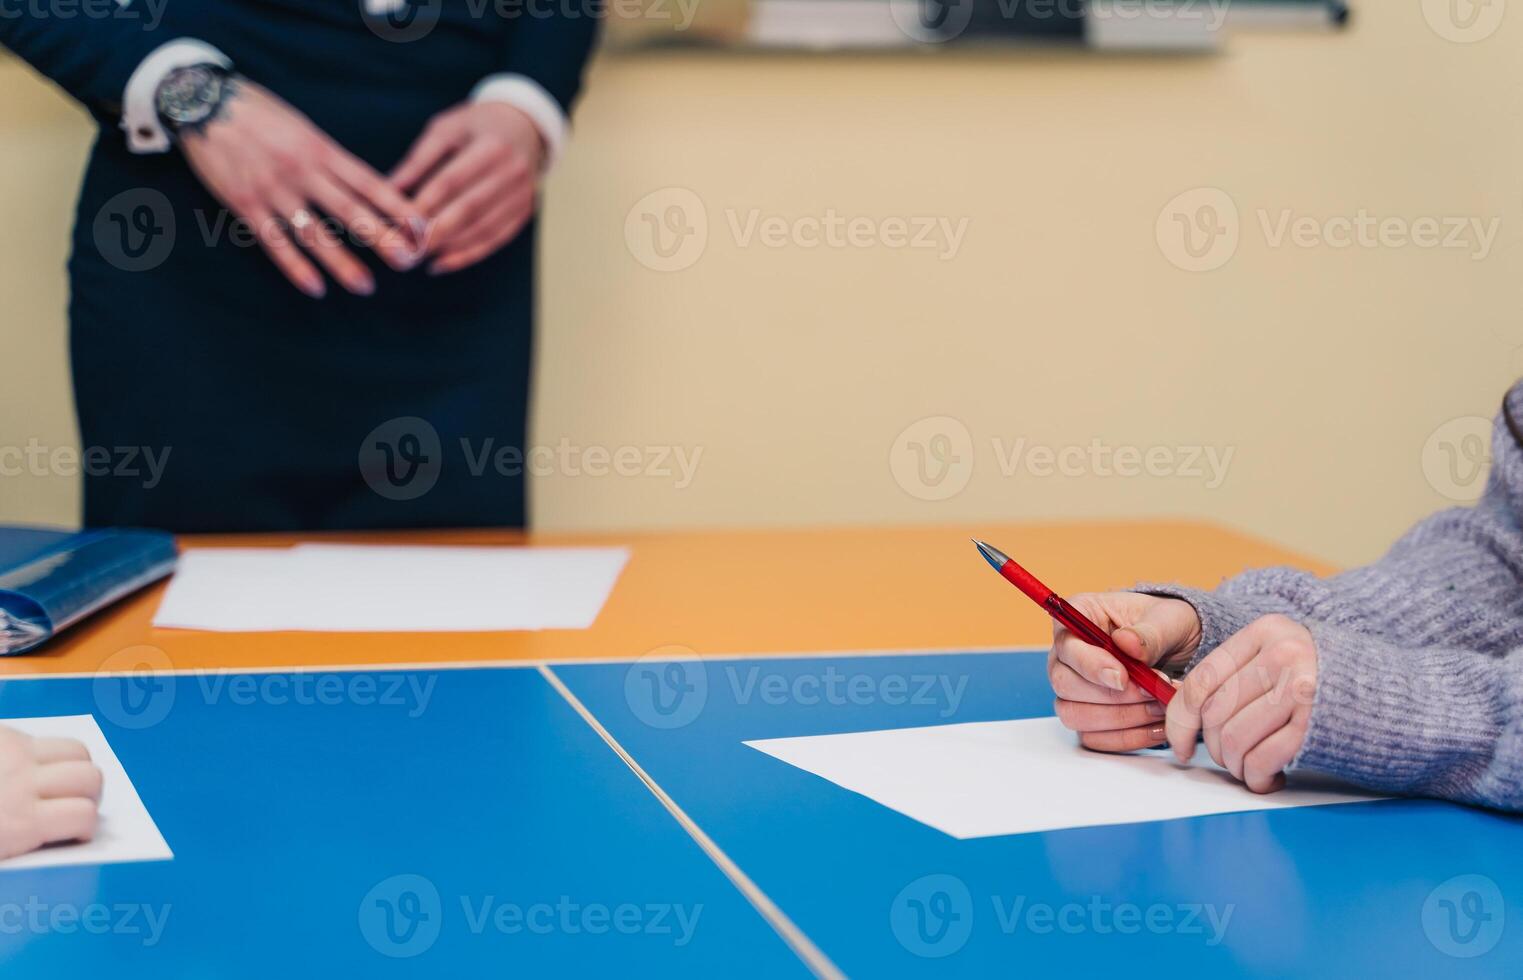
[0,715,172,871]
[152,545,629,632]
[746,717,1388,838]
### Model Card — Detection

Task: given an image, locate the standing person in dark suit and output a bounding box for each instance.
[2,1,599,531]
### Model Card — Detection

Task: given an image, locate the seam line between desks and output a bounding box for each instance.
[536,663,845,980]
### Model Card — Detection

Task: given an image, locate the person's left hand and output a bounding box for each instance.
[1165,614,1319,794]
[390,102,544,276]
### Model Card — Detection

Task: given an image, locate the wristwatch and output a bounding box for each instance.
[155,65,235,138]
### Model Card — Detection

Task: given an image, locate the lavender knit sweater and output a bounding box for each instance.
[1146,381,1523,811]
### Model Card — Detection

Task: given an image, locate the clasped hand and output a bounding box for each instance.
[180,79,544,297]
[1048,592,1319,794]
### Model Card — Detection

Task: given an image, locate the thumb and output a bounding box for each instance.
[1112,598,1200,669]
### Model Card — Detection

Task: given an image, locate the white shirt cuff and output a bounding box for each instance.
[122,39,233,155]
[470,74,569,171]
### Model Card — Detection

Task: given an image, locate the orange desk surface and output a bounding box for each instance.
[1,522,1334,677]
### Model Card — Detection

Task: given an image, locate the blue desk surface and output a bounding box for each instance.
[554,652,1523,978]
[1,652,1519,977]
[0,668,804,977]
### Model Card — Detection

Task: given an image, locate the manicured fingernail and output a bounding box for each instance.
[1101,669,1125,692]
[1148,725,1166,744]
[354,277,375,296]
[304,277,325,299]
[1147,700,1167,718]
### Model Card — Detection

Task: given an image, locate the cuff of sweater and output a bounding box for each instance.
[1291,623,1507,796]
[1133,584,1279,673]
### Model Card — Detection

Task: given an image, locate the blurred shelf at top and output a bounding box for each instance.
[605,0,1350,54]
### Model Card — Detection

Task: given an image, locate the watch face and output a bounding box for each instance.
[158,67,225,127]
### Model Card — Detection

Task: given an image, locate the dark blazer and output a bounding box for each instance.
[2,2,599,534]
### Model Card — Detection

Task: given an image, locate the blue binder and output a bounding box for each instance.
[0,527,177,655]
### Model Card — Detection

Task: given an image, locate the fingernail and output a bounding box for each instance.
[1147,700,1167,718]
[304,277,326,299]
[1148,725,1166,743]
[354,277,375,296]
[1101,669,1125,692]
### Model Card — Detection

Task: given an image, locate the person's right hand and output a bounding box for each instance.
[0,726,102,860]
[179,78,426,298]
[1048,592,1202,752]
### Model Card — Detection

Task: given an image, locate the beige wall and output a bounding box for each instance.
[3,7,1519,568]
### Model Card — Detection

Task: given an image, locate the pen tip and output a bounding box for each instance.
[971,538,1008,571]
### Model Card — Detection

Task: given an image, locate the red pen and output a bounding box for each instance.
[972,538,1175,706]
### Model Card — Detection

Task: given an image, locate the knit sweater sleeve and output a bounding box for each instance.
[1282,620,1523,808]
[1135,383,1523,808]
[1144,383,1523,665]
